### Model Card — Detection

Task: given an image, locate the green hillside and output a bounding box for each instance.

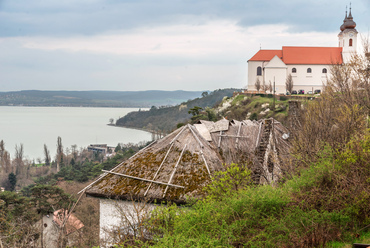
[115,88,239,132]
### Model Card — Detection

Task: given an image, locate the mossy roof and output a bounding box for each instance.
[82,119,291,203]
[83,124,223,204]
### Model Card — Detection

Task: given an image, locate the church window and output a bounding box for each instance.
[322,68,327,73]
[349,38,353,47]
[292,68,297,73]
[307,68,312,73]
[257,66,262,76]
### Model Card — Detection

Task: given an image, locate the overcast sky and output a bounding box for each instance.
[0,0,369,92]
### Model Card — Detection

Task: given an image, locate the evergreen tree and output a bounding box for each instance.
[8,172,17,191]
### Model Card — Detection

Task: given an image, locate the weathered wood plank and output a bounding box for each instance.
[101,170,185,189]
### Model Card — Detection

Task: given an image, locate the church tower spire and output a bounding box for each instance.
[348,3,353,19]
[338,4,357,63]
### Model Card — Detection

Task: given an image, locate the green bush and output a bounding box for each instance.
[231,95,246,105]
[249,112,258,120]
[204,163,252,200]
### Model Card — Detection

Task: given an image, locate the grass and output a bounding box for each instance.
[327,231,370,247]
[33,163,45,168]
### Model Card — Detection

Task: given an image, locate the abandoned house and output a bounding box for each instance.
[79,117,291,245]
[36,209,84,248]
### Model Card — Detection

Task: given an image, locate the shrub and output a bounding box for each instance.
[249,112,258,120]
[204,163,252,200]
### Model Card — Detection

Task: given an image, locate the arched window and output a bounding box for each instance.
[349,38,353,47]
[257,66,262,76]
[292,68,297,73]
[307,68,312,73]
[322,68,327,73]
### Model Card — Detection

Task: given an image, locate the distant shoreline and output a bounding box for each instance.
[0,104,148,108]
[0,89,205,108]
[107,123,157,134]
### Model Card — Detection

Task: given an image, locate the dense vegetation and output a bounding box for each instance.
[116,88,239,132]
[0,90,205,107]
[35,142,149,185]
[0,139,149,247]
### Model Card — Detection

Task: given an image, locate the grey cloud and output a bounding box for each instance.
[1,0,366,38]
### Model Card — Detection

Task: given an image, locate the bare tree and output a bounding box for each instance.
[15,143,24,160]
[268,81,273,93]
[14,144,24,175]
[343,36,370,115]
[261,80,267,92]
[255,78,261,92]
[3,151,11,173]
[285,74,294,93]
[293,38,370,163]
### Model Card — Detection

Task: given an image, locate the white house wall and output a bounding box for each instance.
[99,198,156,247]
[38,215,59,248]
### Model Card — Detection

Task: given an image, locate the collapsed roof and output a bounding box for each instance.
[81,118,291,203]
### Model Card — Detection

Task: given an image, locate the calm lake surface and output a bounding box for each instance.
[0,106,152,161]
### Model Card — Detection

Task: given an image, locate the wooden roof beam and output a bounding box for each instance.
[102,170,185,189]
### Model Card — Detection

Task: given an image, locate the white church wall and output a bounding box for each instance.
[264,67,287,94]
[247,61,264,91]
[287,65,328,93]
[248,62,334,94]
[339,30,358,63]
[264,56,288,93]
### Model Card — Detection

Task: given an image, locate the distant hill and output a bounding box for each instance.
[116,88,240,132]
[0,90,206,107]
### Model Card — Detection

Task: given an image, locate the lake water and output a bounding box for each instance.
[0,106,152,161]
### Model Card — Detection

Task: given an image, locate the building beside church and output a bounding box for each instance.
[247,7,358,94]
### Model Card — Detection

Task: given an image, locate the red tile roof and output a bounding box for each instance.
[248,46,343,65]
[53,209,84,235]
[282,46,343,65]
[248,50,283,62]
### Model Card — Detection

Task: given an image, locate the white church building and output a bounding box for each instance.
[247,7,358,94]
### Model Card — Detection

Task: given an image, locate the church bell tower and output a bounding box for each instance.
[338,5,358,63]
